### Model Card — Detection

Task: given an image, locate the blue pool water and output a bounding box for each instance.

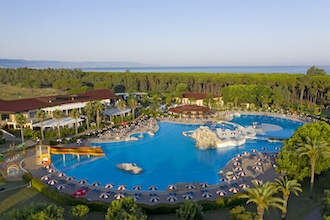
[51,115,304,190]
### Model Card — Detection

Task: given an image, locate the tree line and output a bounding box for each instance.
[0,66,329,106]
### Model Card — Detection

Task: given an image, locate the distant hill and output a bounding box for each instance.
[0,59,149,69]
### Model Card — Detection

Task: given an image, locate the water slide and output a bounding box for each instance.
[50,146,105,157]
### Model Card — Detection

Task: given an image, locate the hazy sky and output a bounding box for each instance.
[1,0,330,66]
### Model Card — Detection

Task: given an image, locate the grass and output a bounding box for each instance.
[0,185,38,213]
[0,83,62,100]
[0,181,105,219]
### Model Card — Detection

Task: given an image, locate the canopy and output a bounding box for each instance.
[33,117,84,128]
[102,108,131,116]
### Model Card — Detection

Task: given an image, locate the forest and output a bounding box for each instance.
[0,66,329,108]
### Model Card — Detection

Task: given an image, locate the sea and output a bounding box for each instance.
[81,65,330,74]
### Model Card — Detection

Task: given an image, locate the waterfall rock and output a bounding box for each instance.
[191,126,222,149]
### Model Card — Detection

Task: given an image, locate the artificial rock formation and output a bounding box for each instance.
[190,126,222,149]
[116,163,143,174]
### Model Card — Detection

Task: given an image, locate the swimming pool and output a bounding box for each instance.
[51,114,304,190]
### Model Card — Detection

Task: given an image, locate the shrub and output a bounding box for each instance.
[22,172,33,182]
[70,204,89,218]
[176,201,204,220]
[229,205,258,220]
[321,190,330,219]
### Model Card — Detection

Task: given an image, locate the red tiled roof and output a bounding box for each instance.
[0,89,120,113]
[182,92,221,100]
[168,104,214,114]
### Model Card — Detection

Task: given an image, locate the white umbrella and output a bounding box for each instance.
[202,191,212,198]
[148,185,158,191]
[183,194,193,200]
[67,176,75,181]
[243,151,250,156]
[231,175,239,181]
[48,180,57,185]
[45,164,52,169]
[252,166,261,171]
[200,182,209,188]
[216,190,226,196]
[167,184,178,190]
[233,161,241,166]
[79,179,88,184]
[219,177,228,182]
[118,185,127,191]
[238,171,246,177]
[57,184,65,190]
[232,157,239,161]
[100,193,110,199]
[149,196,160,203]
[167,195,177,202]
[239,183,250,189]
[105,183,114,188]
[252,179,263,186]
[48,168,56,173]
[229,187,239,194]
[114,193,125,199]
[185,184,195,189]
[254,161,262,166]
[234,167,243,172]
[41,175,50,181]
[251,149,258,153]
[58,172,65,177]
[133,185,142,190]
[91,181,100,186]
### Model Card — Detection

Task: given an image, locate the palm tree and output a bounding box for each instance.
[240,181,284,220]
[116,99,127,122]
[273,176,302,219]
[297,136,330,199]
[35,110,46,143]
[53,109,63,139]
[93,101,103,129]
[15,113,26,144]
[128,97,138,120]
[70,109,80,136]
[84,101,93,130]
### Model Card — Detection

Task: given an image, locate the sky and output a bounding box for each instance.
[1,0,330,66]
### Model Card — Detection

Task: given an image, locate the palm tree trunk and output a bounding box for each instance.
[310,163,315,199]
[282,195,288,220]
[75,119,78,136]
[20,127,24,143]
[257,205,264,220]
[86,117,90,130]
[40,122,44,142]
[57,122,61,138]
[120,111,124,122]
[96,110,100,129]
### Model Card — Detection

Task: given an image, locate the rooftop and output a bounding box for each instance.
[0,89,120,114]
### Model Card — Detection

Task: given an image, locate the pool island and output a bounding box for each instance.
[116,163,143,174]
